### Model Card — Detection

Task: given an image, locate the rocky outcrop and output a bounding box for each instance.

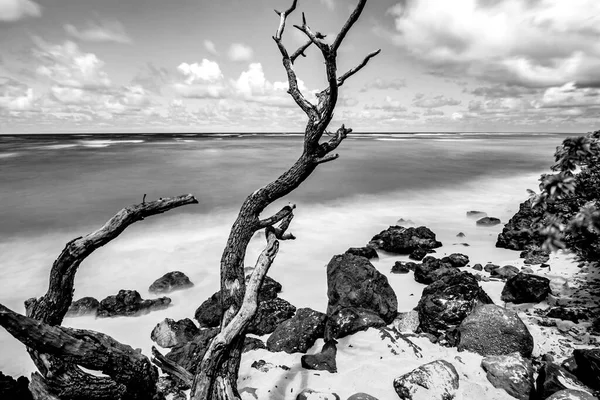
[97,290,170,317]
[151,318,199,348]
[490,265,519,280]
[0,372,33,400]
[325,254,397,339]
[369,226,442,254]
[393,360,459,400]
[148,271,194,294]
[413,256,459,285]
[300,340,337,373]
[247,297,296,335]
[296,389,340,400]
[267,308,326,354]
[441,253,469,268]
[417,271,493,344]
[165,328,219,373]
[457,304,534,357]
[496,200,544,250]
[243,337,266,352]
[326,308,387,339]
[501,273,551,304]
[345,246,378,260]
[408,248,429,261]
[573,348,600,390]
[481,353,535,400]
[521,247,550,265]
[546,307,590,323]
[536,362,592,399]
[391,262,412,274]
[66,296,100,317]
[476,217,501,226]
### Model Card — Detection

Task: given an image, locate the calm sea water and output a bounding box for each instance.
[0,131,572,376]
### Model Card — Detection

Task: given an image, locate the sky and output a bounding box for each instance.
[1,0,600,133]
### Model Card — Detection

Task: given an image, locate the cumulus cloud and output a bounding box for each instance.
[412,93,460,108]
[204,40,218,56]
[360,78,406,92]
[228,43,253,62]
[174,59,227,98]
[386,0,600,88]
[64,20,132,44]
[0,77,34,110]
[366,95,407,111]
[532,82,600,109]
[0,0,41,22]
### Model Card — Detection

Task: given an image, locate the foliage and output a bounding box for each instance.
[529,130,600,260]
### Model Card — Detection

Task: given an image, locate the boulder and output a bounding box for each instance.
[325,254,397,339]
[573,348,600,390]
[484,263,500,273]
[456,232,466,238]
[346,247,378,260]
[97,290,170,317]
[296,389,340,400]
[521,247,550,265]
[546,390,597,400]
[467,211,487,219]
[301,340,337,373]
[417,271,493,344]
[247,297,296,335]
[472,263,483,271]
[476,217,501,226]
[151,318,199,348]
[326,308,386,339]
[562,356,578,375]
[490,265,519,280]
[0,372,33,400]
[347,393,378,400]
[165,328,219,373]
[457,304,534,357]
[369,226,442,254]
[501,273,551,304]
[409,248,428,261]
[536,362,592,399]
[267,308,326,354]
[393,360,459,400]
[391,262,411,274]
[66,296,100,317]
[546,307,590,323]
[413,256,459,285]
[148,271,194,294]
[496,201,544,250]
[393,310,420,333]
[243,337,266,352]
[481,353,535,400]
[441,253,470,268]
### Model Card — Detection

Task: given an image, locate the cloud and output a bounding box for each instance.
[469,84,537,99]
[532,82,600,109]
[360,78,406,92]
[423,108,444,116]
[0,0,41,22]
[132,63,173,94]
[412,93,460,108]
[174,59,227,98]
[0,77,34,110]
[366,95,407,111]
[228,43,253,62]
[386,0,600,88]
[204,40,218,56]
[64,20,132,44]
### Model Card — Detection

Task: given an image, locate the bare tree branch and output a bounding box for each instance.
[314,153,340,164]
[290,39,314,63]
[293,13,329,53]
[332,0,368,53]
[274,0,298,41]
[338,49,381,87]
[258,204,296,228]
[152,346,193,388]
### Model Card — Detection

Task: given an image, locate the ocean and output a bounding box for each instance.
[0,131,573,377]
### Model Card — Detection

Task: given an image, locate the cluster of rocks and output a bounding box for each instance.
[66,271,194,318]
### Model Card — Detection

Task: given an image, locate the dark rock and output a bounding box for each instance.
[546,307,590,323]
[541,263,550,268]
[393,360,459,400]
[247,274,282,302]
[151,318,199,348]
[457,304,534,357]
[418,271,493,344]
[325,254,397,339]
[546,390,598,400]
[472,264,483,271]
[521,267,534,274]
[326,308,386,339]
[536,362,591,399]
[66,296,100,317]
[247,297,296,335]
[467,211,487,218]
[490,265,519,280]
[149,271,194,294]
[409,248,428,261]
[476,217,501,226]
[441,253,470,268]
[481,353,534,400]
[501,273,551,304]
[346,246,378,260]
[391,262,411,274]
[457,232,466,238]
[243,337,266,352]
[573,348,600,389]
[562,356,578,375]
[347,393,378,400]
[297,389,340,400]
[300,340,337,373]
[369,226,442,254]
[0,372,33,400]
[496,201,544,250]
[165,328,219,373]
[414,256,459,285]
[267,308,326,353]
[484,263,500,273]
[97,290,170,318]
[520,247,550,265]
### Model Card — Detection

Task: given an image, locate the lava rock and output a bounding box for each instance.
[536,362,591,399]
[409,248,429,261]
[501,273,551,304]
[441,253,470,268]
[413,256,459,285]
[267,308,326,353]
[296,389,340,400]
[248,297,296,335]
[546,307,590,323]
[520,247,550,265]
[151,318,199,348]
[0,372,33,400]
[393,310,420,333]
[467,211,487,219]
[472,264,483,271]
[66,296,100,317]
[490,265,519,280]
[476,217,501,226]
[573,348,600,389]
[243,337,266,352]
[326,307,386,339]
[300,340,337,373]
[149,271,194,294]
[546,390,597,400]
[496,201,545,250]
[369,226,442,254]
[481,353,535,400]
[484,263,500,273]
[457,232,466,238]
[418,271,493,344]
[457,304,534,357]
[165,328,219,373]
[345,246,378,260]
[393,360,459,400]
[347,393,378,400]
[97,290,170,317]
[391,262,411,274]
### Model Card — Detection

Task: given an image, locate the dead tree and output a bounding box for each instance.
[190,1,380,398]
